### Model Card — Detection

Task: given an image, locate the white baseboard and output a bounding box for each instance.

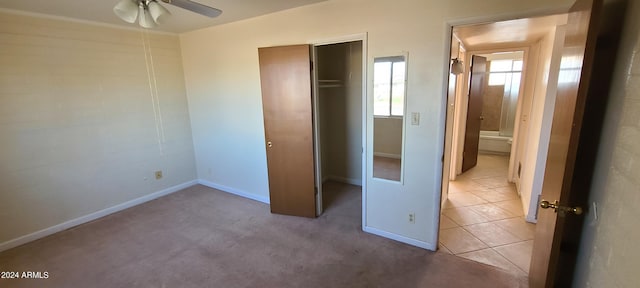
[323,175,362,186]
[198,179,270,204]
[525,213,538,224]
[363,226,436,251]
[0,180,198,253]
[373,152,401,159]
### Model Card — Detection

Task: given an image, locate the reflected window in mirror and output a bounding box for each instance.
[373,55,406,182]
[373,57,406,117]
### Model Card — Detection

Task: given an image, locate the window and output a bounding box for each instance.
[373,57,405,116]
[488,59,523,86]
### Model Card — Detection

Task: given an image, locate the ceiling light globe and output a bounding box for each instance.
[113,0,139,24]
[148,1,171,24]
[138,4,157,28]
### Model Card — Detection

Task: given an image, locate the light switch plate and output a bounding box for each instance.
[411,112,420,125]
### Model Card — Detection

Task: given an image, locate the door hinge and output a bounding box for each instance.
[310,61,314,71]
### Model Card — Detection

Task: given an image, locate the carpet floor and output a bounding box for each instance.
[0,182,528,287]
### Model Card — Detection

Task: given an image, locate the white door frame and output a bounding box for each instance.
[310,33,368,224]
[436,7,569,248]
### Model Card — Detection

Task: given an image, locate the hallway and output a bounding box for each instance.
[439,154,536,276]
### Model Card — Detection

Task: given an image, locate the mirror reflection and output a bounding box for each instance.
[373,55,406,181]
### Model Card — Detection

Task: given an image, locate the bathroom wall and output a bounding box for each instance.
[480,78,505,131]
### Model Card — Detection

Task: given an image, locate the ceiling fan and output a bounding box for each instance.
[114,0,222,28]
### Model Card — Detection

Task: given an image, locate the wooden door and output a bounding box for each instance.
[529,0,601,286]
[258,44,317,218]
[462,55,487,172]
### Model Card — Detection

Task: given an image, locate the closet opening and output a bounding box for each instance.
[313,40,364,216]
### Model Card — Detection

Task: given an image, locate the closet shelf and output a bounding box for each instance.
[318,79,343,88]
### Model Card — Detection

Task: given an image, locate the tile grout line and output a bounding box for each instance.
[442,154,532,276]
[454,246,526,276]
[492,245,530,275]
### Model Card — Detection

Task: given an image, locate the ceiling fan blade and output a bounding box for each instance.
[161,0,222,18]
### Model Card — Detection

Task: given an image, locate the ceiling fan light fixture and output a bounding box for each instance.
[113,0,222,28]
[138,3,157,28]
[114,0,139,24]
[148,1,171,24]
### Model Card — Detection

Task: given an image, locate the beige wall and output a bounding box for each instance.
[345,42,364,184]
[573,0,640,285]
[513,45,540,189]
[518,26,565,220]
[180,0,574,248]
[0,12,196,245]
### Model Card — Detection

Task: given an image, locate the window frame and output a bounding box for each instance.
[487,59,523,86]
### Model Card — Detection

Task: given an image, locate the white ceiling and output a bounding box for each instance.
[0,0,328,33]
[454,14,568,51]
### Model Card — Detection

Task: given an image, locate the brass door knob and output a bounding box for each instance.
[540,199,583,216]
[267,141,273,148]
[539,200,557,210]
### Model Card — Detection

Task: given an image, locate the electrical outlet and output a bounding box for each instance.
[155,170,163,180]
[409,213,415,224]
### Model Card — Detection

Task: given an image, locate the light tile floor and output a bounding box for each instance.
[439,154,536,276]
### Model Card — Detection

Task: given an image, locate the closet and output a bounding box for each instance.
[315,41,363,209]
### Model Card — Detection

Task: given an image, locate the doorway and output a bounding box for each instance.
[439,13,569,276]
[313,40,365,216]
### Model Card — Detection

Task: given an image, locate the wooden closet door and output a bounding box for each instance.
[258,44,316,218]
